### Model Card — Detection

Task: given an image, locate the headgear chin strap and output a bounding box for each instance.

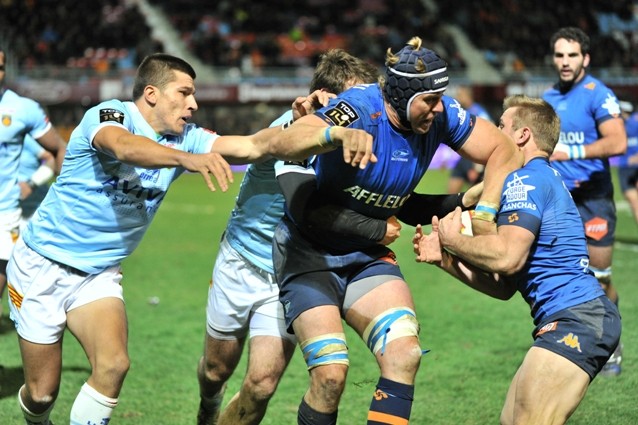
[384,45,449,128]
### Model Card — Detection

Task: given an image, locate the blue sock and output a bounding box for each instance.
[367,377,414,424]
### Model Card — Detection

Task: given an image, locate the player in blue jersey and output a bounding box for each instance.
[543,27,627,376]
[267,36,521,424]
[617,100,638,228]
[414,95,621,425]
[18,135,56,229]
[196,49,383,425]
[5,52,329,425]
[0,49,66,325]
[447,85,491,194]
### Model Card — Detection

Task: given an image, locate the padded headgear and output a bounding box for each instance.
[384,44,449,127]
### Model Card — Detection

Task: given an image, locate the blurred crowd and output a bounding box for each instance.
[3,0,638,77]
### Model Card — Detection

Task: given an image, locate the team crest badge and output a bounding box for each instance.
[2,114,11,126]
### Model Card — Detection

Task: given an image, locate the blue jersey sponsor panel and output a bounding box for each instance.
[496,158,604,325]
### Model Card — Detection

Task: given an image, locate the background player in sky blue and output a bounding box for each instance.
[196,49,382,425]
[267,36,521,424]
[5,52,323,425]
[616,100,638,229]
[0,48,66,325]
[415,95,621,425]
[18,134,56,229]
[543,27,627,376]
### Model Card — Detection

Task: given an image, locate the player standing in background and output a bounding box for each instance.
[616,100,638,228]
[18,135,56,230]
[268,36,521,424]
[0,48,66,323]
[447,85,492,194]
[543,27,627,376]
[414,94,621,425]
[196,49,381,425]
[6,52,335,425]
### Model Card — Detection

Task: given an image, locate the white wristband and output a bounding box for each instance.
[569,145,586,159]
[30,164,55,187]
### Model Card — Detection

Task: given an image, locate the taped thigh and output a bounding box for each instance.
[363,307,420,355]
[299,333,349,370]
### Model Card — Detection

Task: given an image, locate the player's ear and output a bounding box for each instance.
[583,53,590,68]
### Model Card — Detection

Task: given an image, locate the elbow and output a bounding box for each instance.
[493,257,524,276]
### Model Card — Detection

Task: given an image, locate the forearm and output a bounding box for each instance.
[438,250,516,300]
[97,131,191,168]
[397,192,465,226]
[305,204,387,241]
[269,121,338,161]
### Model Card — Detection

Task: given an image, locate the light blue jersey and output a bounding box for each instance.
[0,89,52,213]
[543,74,620,195]
[497,157,604,325]
[224,111,292,274]
[18,135,50,217]
[22,99,217,274]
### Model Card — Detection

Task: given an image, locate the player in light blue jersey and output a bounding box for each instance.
[268,36,521,425]
[18,134,56,229]
[415,95,620,425]
[0,49,66,325]
[5,52,323,425]
[543,27,627,376]
[196,49,382,425]
[616,100,638,227]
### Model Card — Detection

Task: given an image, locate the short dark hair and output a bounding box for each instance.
[309,49,379,94]
[132,53,196,100]
[550,27,590,56]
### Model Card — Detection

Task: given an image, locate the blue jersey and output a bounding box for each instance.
[0,89,52,213]
[278,84,474,251]
[224,110,292,274]
[22,99,216,274]
[616,111,638,168]
[18,135,50,217]
[543,74,621,195]
[497,157,604,325]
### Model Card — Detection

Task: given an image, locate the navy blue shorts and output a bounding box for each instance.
[573,196,616,247]
[617,166,638,193]
[532,296,621,379]
[273,218,404,331]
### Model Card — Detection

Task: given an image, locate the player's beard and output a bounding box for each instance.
[558,63,585,93]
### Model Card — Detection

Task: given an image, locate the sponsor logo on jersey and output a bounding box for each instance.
[324,101,360,126]
[391,148,410,162]
[584,82,596,90]
[448,98,467,125]
[506,212,519,223]
[343,185,410,209]
[535,321,558,337]
[557,332,582,353]
[585,216,608,241]
[2,114,11,126]
[558,131,584,144]
[503,173,535,203]
[101,175,166,201]
[99,108,125,124]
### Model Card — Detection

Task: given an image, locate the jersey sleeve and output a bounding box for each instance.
[442,96,476,151]
[592,85,621,125]
[82,100,130,152]
[23,97,52,139]
[496,170,542,235]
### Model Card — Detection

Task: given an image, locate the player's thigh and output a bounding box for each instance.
[587,244,613,270]
[245,335,296,382]
[203,334,245,377]
[345,278,415,335]
[67,296,128,366]
[292,304,344,342]
[19,336,63,396]
[510,346,589,424]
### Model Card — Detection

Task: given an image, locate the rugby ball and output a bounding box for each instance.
[460,210,474,236]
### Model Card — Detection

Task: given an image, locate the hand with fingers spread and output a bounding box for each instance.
[181,152,234,192]
[292,89,335,120]
[329,126,377,169]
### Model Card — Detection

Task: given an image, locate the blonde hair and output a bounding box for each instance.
[503,95,560,154]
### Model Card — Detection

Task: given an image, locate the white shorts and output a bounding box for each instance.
[0,209,21,261]
[207,236,295,343]
[7,238,124,344]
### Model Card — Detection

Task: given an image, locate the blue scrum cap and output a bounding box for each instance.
[384,44,449,127]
